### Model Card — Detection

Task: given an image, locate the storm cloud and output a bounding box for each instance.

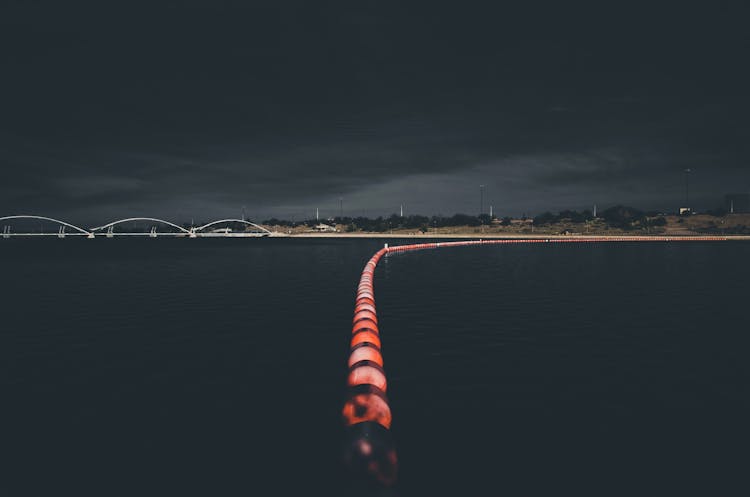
[1,1,748,223]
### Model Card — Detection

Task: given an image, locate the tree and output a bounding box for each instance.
[403,215,429,229]
[643,216,667,227]
[533,212,556,225]
[601,205,645,229]
[447,213,480,227]
[478,213,493,225]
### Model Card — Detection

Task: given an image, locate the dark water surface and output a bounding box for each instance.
[2,239,748,496]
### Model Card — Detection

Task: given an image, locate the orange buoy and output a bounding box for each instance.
[347,344,384,367]
[354,302,376,314]
[351,330,381,349]
[352,319,378,334]
[342,391,392,428]
[353,309,378,324]
[347,363,388,391]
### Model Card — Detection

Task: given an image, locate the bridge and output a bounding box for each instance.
[0,215,272,238]
[192,219,271,237]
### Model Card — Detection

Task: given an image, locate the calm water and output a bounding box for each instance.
[2,239,748,496]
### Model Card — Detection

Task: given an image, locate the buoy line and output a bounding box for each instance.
[341,236,727,486]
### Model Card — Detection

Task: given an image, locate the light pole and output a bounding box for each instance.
[339,197,343,219]
[684,168,691,208]
[479,184,485,216]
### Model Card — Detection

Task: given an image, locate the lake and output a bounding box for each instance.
[2,238,748,496]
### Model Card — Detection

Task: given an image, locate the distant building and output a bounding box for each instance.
[725,193,750,213]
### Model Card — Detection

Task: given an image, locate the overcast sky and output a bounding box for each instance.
[1,1,749,223]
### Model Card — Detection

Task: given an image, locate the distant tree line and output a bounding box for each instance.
[533,206,668,230]
[263,213,496,232]
[262,204,736,232]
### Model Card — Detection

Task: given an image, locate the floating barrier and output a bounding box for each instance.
[341,235,728,486]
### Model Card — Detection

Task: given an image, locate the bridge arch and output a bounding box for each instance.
[0,215,92,235]
[90,218,190,233]
[194,219,271,234]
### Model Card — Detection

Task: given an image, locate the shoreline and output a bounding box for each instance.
[3,232,748,241]
[273,232,750,241]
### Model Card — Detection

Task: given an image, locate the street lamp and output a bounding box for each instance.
[684,168,691,208]
[479,184,485,216]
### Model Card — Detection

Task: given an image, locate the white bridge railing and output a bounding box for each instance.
[0,215,272,238]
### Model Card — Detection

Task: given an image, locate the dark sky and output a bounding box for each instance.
[2,1,749,222]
